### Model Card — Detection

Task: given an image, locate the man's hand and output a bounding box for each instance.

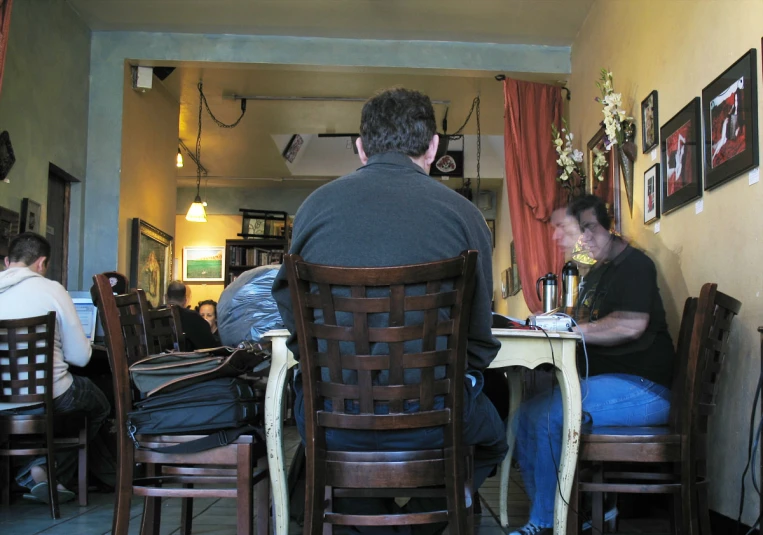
[574,311,649,346]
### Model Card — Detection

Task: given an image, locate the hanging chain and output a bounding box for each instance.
[195,83,203,191]
[475,95,481,197]
[197,81,246,129]
[448,96,480,137]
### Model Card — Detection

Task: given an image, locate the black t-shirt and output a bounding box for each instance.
[574,244,675,387]
[177,306,218,351]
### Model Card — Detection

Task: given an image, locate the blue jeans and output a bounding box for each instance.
[3,374,111,490]
[514,373,671,528]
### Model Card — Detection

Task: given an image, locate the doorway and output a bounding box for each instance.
[45,163,79,285]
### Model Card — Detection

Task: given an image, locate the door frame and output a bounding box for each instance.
[48,163,79,286]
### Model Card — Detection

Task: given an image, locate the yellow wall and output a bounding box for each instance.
[569,0,763,522]
[119,63,179,276]
[175,214,241,305]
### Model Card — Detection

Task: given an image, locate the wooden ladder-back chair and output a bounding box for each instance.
[147,306,184,353]
[0,312,88,518]
[570,282,742,535]
[284,250,479,534]
[91,274,270,535]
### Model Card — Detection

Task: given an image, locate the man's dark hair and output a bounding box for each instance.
[7,232,51,265]
[166,280,187,303]
[359,88,437,158]
[568,194,612,230]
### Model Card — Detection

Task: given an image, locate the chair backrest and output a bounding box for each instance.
[284,250,478,451]
[667,296,698,430]
[112,290,153,366]
[0,312,56,406]
[147,306,184,353]
[669,283,741,436]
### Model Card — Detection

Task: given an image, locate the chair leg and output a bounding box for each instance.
[141,463,162,535]
[237,443,254,535]
[1,454,10,506]
[46,442,61,519]
[112,438,135,535]
[697,484,711,535]
[78,423,88,506]
[180,487,193,535]
[256,456,270,535]
[322,486,332,535]
[566,468,579,535]
[304,447,326,535]
[592,463,604,535]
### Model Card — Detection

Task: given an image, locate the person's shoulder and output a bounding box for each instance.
[620,245,657,274]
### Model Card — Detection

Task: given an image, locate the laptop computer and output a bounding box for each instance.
[68,291,98,340]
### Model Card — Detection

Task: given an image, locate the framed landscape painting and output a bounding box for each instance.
[702,48,758,191]
[660,97,703,215]
[130,219,173,308]
[183,246,225,282]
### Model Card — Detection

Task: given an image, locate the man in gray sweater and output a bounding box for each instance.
[272,88,507,533]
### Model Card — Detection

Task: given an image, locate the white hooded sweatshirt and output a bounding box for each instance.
[0,267,91,410]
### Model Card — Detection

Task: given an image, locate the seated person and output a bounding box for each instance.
[273,88,508,534]
[196,299,221,345]
[510,195,676,535]
[0,233,111,504]
[165,281,218,351]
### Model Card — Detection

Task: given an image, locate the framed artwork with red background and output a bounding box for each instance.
[660,97,703,215]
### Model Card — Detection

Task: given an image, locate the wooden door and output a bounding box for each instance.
[45,164,77,285]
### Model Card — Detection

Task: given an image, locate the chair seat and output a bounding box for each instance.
[582,426,679,441]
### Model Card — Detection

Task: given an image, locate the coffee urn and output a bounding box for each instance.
[536,273,559,313]
[561,261,579,311]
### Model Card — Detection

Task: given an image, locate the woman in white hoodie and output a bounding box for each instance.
[0,232,110,504]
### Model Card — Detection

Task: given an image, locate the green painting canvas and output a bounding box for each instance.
[183,247,224,281]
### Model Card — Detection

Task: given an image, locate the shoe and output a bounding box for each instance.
[581,506,619,530]
[22,481,76,505]
[508,523,552,535]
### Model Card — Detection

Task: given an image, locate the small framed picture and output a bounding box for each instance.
[20,198,42,233]
[282,134,304,163]
[183,246,225,282]
[485,219,495,248]
[641,90,659,154]
[702,48,758,191]
[660,97,703,215]
[643,163,660,225]
[501,268,509,299]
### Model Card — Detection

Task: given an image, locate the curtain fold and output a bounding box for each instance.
[0,0,13,99]
[503,78,564,313]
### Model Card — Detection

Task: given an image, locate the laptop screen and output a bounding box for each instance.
[69,292,98,340]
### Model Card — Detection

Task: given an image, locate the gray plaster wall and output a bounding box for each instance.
[0,0,91,288]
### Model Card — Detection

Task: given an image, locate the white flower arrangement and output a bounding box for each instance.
[592,147,608,182]
[596,69,635,150]
[551,119,586,185]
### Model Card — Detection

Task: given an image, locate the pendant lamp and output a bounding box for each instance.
[186,81,207,222]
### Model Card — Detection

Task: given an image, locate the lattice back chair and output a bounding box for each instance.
[91,274,270,535]
[113,290,152,366]
[0,312,88,518]
[284,250,479,534]
[147,305,184,353]
[572,283,741,535]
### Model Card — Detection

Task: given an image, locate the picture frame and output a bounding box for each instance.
[641,90,659,154]
[661,97,703,215]
[510,240,521,296]
[702,48,758,191]
[643,163,660,225]
[586,126,622,233]
[19,198,41,233]
[183,246,225,282]
[501,268,509,299]
[431,150,464,177]
[485,219,495,248]
[130,219,173,308]
[0,130,15,182]
[282,134,304,164]
[0,205,19,259]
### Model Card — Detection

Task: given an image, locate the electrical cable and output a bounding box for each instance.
[198,81,247,129]
[735,369,763,535]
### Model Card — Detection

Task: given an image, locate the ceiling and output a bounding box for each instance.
[68,0,595,188]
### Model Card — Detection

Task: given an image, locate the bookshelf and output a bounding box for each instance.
[224,209,291,287]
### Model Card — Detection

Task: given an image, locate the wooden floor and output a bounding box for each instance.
[0,425,671,535]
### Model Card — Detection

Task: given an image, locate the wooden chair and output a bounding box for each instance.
[91,274,270,535]
[0,312,88,518]
[284,250,479,534]
[147,306,184,353]
[569,283,742,535]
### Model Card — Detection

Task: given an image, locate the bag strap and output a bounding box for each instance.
[127,424,266,455]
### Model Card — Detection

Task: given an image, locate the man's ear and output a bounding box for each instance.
[356,137,369,165]
[33,257,47,274]
[423,134,440,168]
[3,257,9,268]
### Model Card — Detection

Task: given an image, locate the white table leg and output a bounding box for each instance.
[500,369,524,528]
[265,335,292,535]
[553,344,582,535]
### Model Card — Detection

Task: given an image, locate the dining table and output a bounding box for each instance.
[262,327,582,535]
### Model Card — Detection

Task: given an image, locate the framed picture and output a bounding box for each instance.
[19,198,41,233]
[282,134,304,163]
[0,130,15,182]
[661,97,703,215]
[641,90,659,154]
[501,268,509,299]
[644,163,660,225]
[702,48,758,191]
[130,219,173,308]
[485,219,495,248]
[183,246,225,282]
[0,205,19,259]
[586,126,622,233]
[510,240,521,295]
[431,150,464,177]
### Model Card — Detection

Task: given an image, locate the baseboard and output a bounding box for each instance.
[710,509,758,535]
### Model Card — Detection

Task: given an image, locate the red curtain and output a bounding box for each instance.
[503,78,564,313]
[0,0,12,99]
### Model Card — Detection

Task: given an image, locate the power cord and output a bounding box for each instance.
[736,369,763,535]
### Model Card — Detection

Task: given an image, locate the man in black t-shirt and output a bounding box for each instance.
[166,281,218,351]
[509,195,676,535]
